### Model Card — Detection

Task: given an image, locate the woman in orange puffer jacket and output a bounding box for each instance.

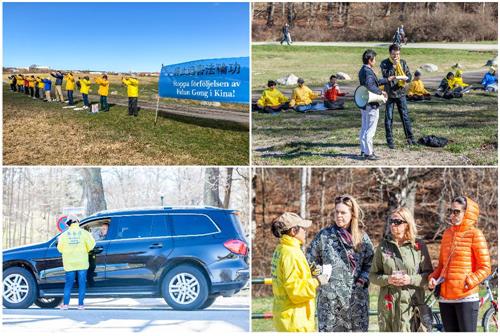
[428,196,491,332]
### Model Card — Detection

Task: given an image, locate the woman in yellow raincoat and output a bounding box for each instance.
[270,212,331,332]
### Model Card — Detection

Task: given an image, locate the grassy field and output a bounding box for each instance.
[252,46,497,166]
[3,86,249,165]
[252,45,497,89]
[253,91,497,166]
[252,287,494,332]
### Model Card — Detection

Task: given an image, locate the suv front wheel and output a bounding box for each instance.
[3,267,37,309]
[162,265,209,310]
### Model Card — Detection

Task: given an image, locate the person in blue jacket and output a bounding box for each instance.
[51,71,65,102]
[358,49,395,161]
[482,67,497,92]
[42,77,52,102]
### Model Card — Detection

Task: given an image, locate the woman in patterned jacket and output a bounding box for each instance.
[306,194,374,332]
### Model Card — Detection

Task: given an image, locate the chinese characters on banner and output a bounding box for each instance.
[159,57,249,104]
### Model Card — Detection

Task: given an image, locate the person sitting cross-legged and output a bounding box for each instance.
[289,78,326,113]
[254,80,289,114]
[407,70,431,101]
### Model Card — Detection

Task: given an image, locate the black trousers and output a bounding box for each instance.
[385,96,414,145]
[29,87,34,97]
[128,97,138,116]
[439,301,479,332]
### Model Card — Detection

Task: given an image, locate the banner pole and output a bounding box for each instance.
[154,95,160,126]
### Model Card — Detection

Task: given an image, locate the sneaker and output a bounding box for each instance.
[387,143,395,149]
[77,305,85,310]
[366,154,378,161]
[59,304,69,310]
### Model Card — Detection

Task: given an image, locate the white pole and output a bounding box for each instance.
[154,95,160,126]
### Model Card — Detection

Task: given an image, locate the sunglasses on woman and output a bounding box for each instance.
[390,218,407,226]
[447,208,462,216]
[335,196,351,204]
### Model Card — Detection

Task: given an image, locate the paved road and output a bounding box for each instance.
[253,41,498,51]
[2,296,249,335]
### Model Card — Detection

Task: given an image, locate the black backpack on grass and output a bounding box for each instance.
[418,135,448,148]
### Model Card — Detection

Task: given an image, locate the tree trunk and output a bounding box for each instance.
[223,168,233,209]
[327,3,334,25]
[287,3,296,27]
[204,168,222,207]
[300,168,308,218]
[266,2,275,27]
[80,168,107,216]
[319,169,327,226]
[344,3,350,27]
[385,3,392,17]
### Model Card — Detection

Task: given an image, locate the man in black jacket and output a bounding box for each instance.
[358,49,395,160]
[380,44,416,148]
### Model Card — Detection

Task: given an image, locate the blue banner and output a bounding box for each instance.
[159,57,249,104]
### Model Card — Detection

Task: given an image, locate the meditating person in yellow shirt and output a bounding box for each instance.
[254,80,289,114]
[289,78,326,112]
[407,70,431,101]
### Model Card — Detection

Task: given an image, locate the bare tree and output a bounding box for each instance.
[266,2,275,27]
[223,168,234,209]
[204,168,222,207]
[80,168,107,215]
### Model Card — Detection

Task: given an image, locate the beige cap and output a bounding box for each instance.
[274,212,312,230]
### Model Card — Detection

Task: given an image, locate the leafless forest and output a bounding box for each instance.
[3,167,249,248]
[252,2,498,42]
[252,168,498,296]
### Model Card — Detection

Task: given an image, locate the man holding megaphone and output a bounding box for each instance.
[357,49,395,160]
[380,44,417,149]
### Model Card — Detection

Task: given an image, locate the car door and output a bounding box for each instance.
[38,219,111,291]
[103,214,174,291]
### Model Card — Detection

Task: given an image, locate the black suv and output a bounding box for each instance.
[3,206,249,310]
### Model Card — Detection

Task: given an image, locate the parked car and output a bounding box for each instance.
[3,206,249,310]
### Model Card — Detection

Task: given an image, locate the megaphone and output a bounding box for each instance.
[354,86,387,109]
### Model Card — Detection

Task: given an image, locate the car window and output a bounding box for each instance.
[85,222,111,242]
[115,216,153,239]
[170,214,219,237]
[150,215,170,237]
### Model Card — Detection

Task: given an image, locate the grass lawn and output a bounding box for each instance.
[252,45,497,89]
[252,287,495,332]
[3,87,249,165]
[253,87,497,166]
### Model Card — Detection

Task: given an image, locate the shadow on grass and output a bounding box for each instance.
[256,141,365,160]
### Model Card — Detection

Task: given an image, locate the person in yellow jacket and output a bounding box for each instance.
[122,76,139,116]
[16,74,24,93]
[35,76,44,99]
[289,78,326,113]
[255,80,289,114]
[28,76,36,98]
[78,76,92,108]
[94,75,110,112]
[57,214,95,310]
[65,72,76,106]
[270,212,331,332]
[407,70,431,101]
[452,69,469,89]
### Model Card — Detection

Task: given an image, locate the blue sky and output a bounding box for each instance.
[3,2,249,72]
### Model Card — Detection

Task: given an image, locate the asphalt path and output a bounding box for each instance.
[2,296,249,335]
